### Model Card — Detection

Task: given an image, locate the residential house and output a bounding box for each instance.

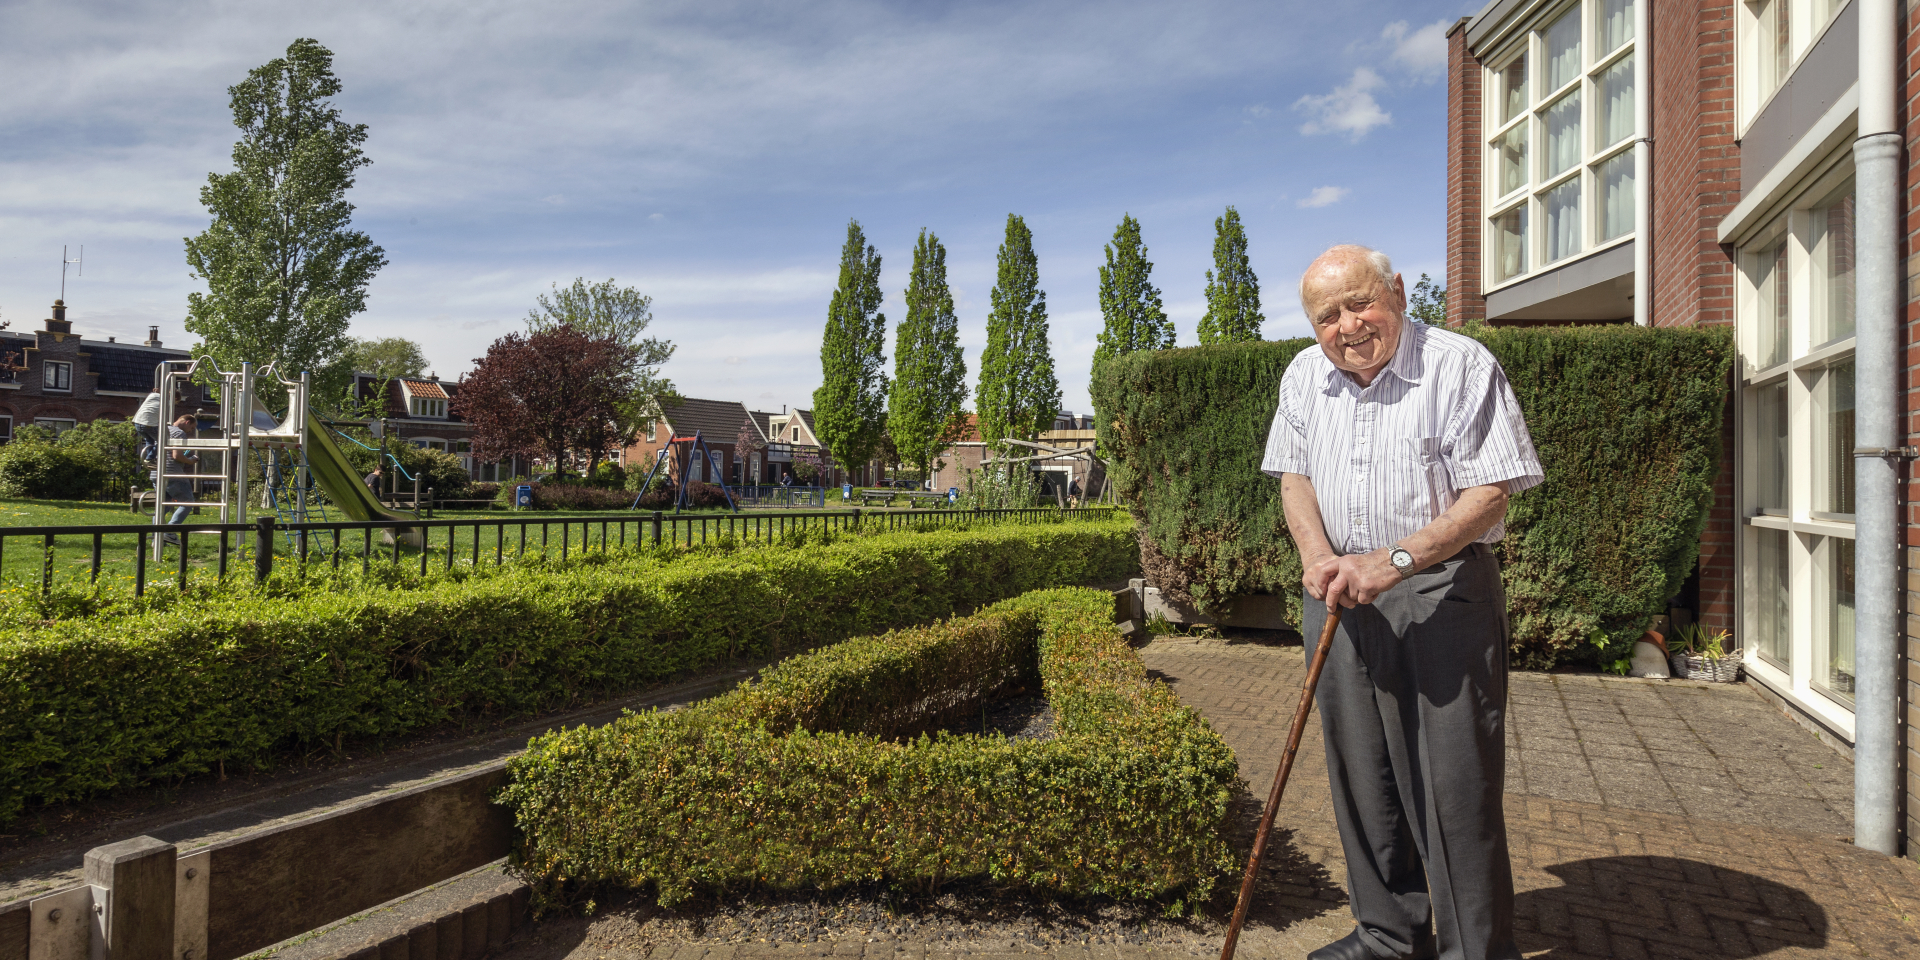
[0,302,208,440]
[1446,0,1913,855]
[349,373,526,481]
[622,396,759,486]
[929,412,1102,497]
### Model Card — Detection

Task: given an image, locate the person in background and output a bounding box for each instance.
[159,413,200,545]
[365,464,384,502]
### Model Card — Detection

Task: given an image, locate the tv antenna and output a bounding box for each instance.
[60,245,83,300]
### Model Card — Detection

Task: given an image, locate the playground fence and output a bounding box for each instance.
[0,505,1120,598]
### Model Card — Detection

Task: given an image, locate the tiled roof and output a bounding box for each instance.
[402,379,449,400]
[81,344,169,393]
[746,410,777,444]
[660,397,755,444]
[796,408,817,440]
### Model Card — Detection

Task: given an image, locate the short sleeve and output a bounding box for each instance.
[1261,366,1310,478]
[1443,356,1544,494]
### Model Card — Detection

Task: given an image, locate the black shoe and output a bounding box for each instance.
[1307,930,1383,960]
[163,533,182,546]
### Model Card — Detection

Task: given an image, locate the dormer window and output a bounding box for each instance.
[401,379,449,419]
[43,361,72,392]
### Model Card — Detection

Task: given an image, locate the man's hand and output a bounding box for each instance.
[1307,549,1403,609]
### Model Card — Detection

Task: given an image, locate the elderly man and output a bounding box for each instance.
[1262,245,1542,960]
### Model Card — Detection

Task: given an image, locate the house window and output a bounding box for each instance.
[1738,0,1847,126]
[409,397,446,418]
[1482,0,1637,287]
[35,418,76,434]
[0,416,11,443]
[43,361,72,392]
[647,420,657,442]
[1736,152,1856,724]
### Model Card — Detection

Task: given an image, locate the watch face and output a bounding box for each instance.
[1391,548,1415,570]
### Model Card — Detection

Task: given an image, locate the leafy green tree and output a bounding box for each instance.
[342,337,428,379]
[1196,206,1264,344]
[887,230,969,480]
[1092,214,1172,374]
[976,214,1061,451]
[525,277,679,445]
[1408,273,1447,325]
[812,220,890,474]
[183,39,386,403]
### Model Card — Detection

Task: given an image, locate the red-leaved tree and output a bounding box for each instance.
[454,325,642,482]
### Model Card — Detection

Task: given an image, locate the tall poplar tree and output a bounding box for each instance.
[184,39,386,402]
[1092,214,1172,374]
[1196,206,1264,344]
[812,220,890,475]
[976,214,1060,451]
[888,230,968,480]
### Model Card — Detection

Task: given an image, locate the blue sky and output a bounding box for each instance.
[0,0,1470,415]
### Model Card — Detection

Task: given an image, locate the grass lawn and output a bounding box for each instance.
[0,496,1006,592]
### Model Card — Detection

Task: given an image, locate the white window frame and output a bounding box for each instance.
[409,396,446,419]
[42,361,72,392]
[1735,146,1857,737]
[35,417,76,434]
[1736,0,1849,132]
[1481,0,1639,293]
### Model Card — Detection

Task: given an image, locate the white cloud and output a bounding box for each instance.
[1380,20,1450,82]
[1244,103,1271,118]
[540,194,566,205]
[1296,186,1349,208]
[648,212,665,221]
[1292,68,1390,140]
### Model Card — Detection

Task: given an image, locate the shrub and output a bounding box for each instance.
[500,587,1236,910]
[529,483,635,511]
[1089,326,1732,668]
[0,516,1137,824]
[590,461,626,489]
[0,439,112,500]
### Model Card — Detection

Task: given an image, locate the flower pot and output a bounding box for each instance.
[1670,653,1742,683]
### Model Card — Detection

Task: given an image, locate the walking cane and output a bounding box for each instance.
[1219,601,1344,960]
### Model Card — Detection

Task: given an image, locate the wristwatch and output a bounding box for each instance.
[1388,544,1417,580]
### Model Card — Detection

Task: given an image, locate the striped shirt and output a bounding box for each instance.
[1261,319,1543,555]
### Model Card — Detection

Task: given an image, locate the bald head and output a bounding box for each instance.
[1299,244,1407,386]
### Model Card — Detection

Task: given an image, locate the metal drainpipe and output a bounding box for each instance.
[1632,0,1650,326]
[1853,0,1902,857]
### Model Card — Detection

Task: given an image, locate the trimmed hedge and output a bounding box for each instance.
[500,587,1238,910]
[0,516,1137,825]
[1090,325,1732,668]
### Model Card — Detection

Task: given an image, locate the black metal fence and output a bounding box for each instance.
[0,506,1119,598]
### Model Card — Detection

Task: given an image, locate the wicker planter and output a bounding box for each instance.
[1670,653,1742,683]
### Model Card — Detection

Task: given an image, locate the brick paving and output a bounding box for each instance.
[494,636,1920,960]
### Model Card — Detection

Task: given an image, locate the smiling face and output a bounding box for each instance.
[1302,253,1406,385]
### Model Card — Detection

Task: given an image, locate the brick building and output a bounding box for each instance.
[1448,0,1912,856]
[622,397,761,486]
[349,374,526,481]
[0,301,206,441]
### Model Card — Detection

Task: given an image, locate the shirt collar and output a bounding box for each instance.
[1321,317,1424,391]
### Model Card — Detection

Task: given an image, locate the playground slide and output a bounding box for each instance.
[300,411,423,544]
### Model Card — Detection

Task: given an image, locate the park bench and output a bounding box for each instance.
[859,490,897,507]
[906,491,949,508]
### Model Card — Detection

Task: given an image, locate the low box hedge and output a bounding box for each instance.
[0,516,1138,825]
[499,587,1238,911]
[1090,325,1732,668]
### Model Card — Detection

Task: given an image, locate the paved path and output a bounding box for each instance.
[486,637,1920,960]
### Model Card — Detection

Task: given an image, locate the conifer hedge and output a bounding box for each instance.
[1090,325,1732,668]
[500,588,1237,909]
[0,517,1137,825]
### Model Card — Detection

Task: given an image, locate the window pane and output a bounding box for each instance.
[1499,55,1528,124]
[1496,125,1528,196]
[1824,361,1854,515]
[1545,8,1581,91]
[1493,206,1527,281]
[1761,0,1790,93]
[1599,0,1634,53]
[1545,179,1581,263]
[1753,527,1791,667]
[1813,179,1855,344]
[1596,55,1634,150]
[1544,91,1581,177]
[1754,381,1788,513]
[1598,150,1634,241]
[1824,537,1856,701]
[1754,238,1789,369]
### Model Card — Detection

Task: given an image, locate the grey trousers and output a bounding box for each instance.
[1300,543,1519,960]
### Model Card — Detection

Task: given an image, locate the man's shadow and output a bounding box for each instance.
[1514,856,1827,957]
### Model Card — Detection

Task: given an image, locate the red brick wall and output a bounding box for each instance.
[1446,19,1486,325]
